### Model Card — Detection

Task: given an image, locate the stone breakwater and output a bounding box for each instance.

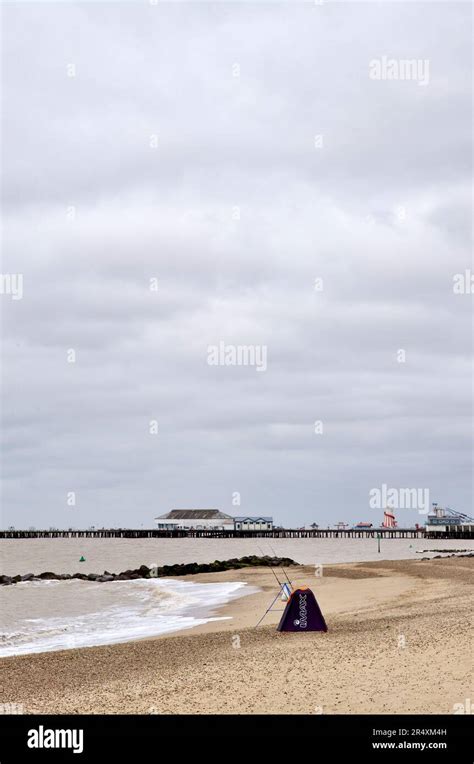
[0,555,297,586]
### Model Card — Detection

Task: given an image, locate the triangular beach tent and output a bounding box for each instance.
[277,586,328,632]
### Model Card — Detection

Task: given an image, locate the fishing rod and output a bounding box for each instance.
[266,541,293,588]
[254,544,291,628]
[257,544,284,588]
[254,588,285,628]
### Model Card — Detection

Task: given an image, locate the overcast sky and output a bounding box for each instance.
[1,1,472,529]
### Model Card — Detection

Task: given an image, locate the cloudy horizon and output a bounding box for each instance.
[0,1,472,529]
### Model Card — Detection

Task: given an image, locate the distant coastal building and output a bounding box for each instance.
[154,510,274,532]
[233,516,273,531]
[154,509,234,531]
[424,504,474,536]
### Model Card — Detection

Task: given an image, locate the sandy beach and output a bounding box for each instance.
[1,557,472,715]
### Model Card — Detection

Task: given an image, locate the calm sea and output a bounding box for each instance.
[1,536,471,576]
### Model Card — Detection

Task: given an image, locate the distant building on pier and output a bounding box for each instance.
[154,509,233,531]
[155,509,274,532]
[424,504,474,536]
[233,516,273,531]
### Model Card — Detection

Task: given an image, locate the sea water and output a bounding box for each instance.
[0,577,255,657]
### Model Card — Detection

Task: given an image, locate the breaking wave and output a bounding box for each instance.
[0,578,253,656]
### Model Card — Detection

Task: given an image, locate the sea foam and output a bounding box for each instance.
[0,578,254,657]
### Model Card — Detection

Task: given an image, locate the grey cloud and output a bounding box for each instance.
[1,1,472,529]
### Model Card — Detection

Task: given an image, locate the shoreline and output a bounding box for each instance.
[1,556,472,714]
[2,553,469,651]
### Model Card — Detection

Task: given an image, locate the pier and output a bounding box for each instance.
[1,527,471,539]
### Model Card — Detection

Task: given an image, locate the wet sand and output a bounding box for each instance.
[1,557,472,714]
